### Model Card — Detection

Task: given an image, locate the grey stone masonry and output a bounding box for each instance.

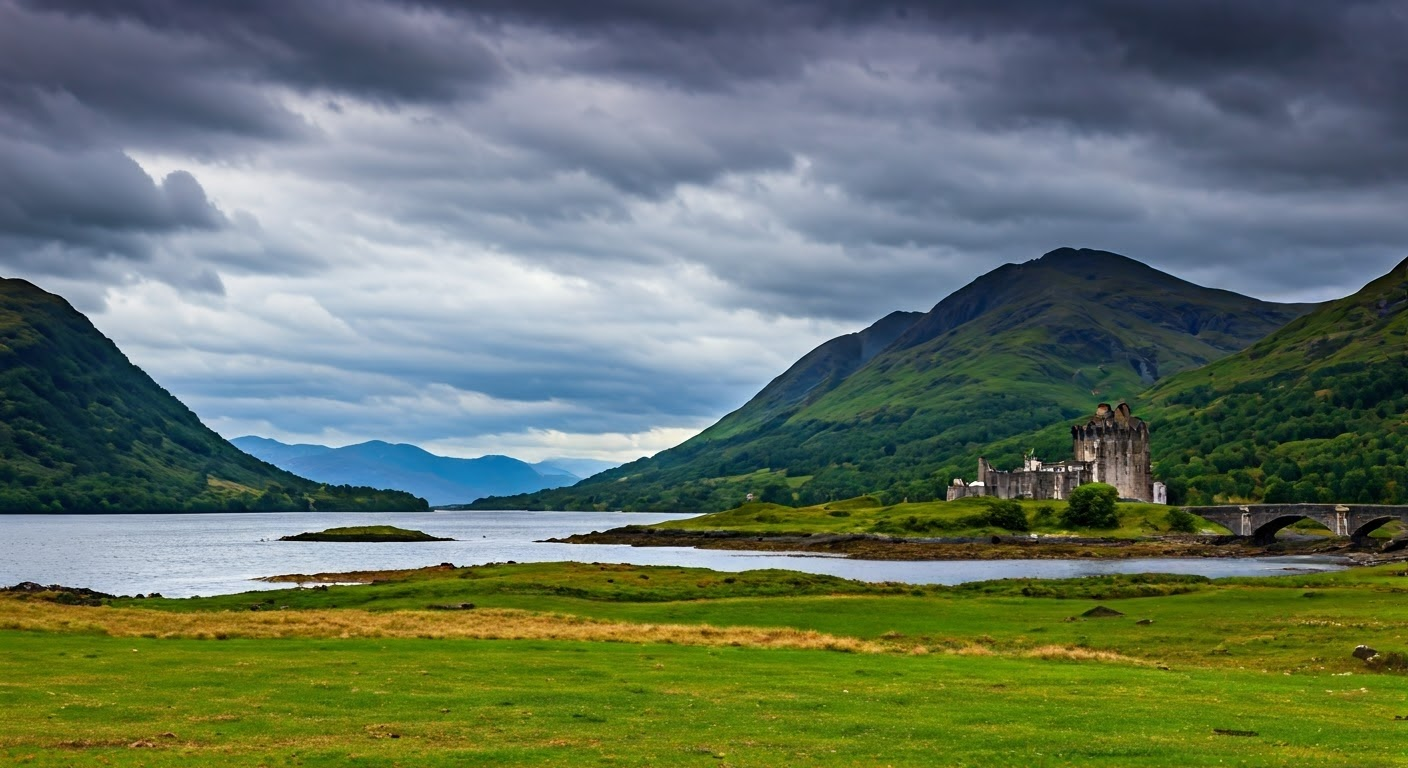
[1071,402,1153,503]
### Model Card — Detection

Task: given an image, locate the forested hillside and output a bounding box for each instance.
[0,278,426,513]
[1139,256,1408,505]
[926,257,1408,506]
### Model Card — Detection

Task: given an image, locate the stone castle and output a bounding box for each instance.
[947,402,1163,503]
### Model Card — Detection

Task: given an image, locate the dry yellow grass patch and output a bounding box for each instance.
[205,477,260,496]
[0,598,882,653]
[923,642,1143,665]
[1020,644,1145,664]
[950,644,995,656]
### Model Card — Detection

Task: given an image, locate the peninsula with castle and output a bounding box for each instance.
[563,392,1408,561]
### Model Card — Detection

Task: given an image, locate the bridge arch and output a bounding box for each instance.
[1251,514,1321,545]
[1350,516,1397,545]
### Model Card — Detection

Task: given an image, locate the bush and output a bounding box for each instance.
[1166,508,1198,533]
[1033,504,1056,526]
[985,499,1030,532]
[1061,483,1120,528]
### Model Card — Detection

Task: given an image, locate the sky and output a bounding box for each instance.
[2,0,1406,464]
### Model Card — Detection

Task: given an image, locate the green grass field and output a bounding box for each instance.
[4,562,1408,766]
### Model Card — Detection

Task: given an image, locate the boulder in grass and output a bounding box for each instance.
[1080,605,1125,618]
[1353,644,1380,661]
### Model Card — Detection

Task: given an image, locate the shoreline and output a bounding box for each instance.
[549,526,1387,563]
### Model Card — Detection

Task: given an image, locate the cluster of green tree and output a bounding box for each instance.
[0,279,426,513]
[1147,357,1408,505]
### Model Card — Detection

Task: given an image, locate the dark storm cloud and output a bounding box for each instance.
[0,135,225,283]
[0,141,221,236]
[25,0,505,107]
[0,2,306,150]
[499,0,1408,196]
[8,0,1407,250]
[925,0,1408,187]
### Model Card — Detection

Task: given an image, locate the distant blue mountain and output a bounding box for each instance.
[231,437,581,507]
[532,458,621,480]
[228,436,334,466]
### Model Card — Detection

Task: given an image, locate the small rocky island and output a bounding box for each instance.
[279,525,454,542]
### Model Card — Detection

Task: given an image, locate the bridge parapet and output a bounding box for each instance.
[1184,504,1408,545]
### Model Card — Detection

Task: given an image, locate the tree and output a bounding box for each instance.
[1061,483,1119,528]
[756,476,793,506]
[1262,479,1294,504]
[1165,508,1198,533]
[985,498,1030,531]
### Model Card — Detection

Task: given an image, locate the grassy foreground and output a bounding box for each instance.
[4,562,1408,766]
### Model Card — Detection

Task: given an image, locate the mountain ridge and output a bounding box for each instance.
[470,248,1315,512]
[232,436,584,507]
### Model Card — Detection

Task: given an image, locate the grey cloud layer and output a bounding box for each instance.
[2,0,1405,456]
[7,0,1406,290]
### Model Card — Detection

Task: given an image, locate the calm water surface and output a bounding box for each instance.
[0,510,1347,597]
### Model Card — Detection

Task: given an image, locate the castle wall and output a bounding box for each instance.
[945,484,986,501]
[945,457,1090,501]
[987,466,1089,500]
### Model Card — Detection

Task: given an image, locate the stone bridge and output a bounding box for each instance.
[1184,504,1408,546]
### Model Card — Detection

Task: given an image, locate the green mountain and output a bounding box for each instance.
[0,278,426,513]
[472,248,1312,512]
[704,309,924,440]
[1133,256,1408,505]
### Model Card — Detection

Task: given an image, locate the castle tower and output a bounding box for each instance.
[1071,402,1153,502]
